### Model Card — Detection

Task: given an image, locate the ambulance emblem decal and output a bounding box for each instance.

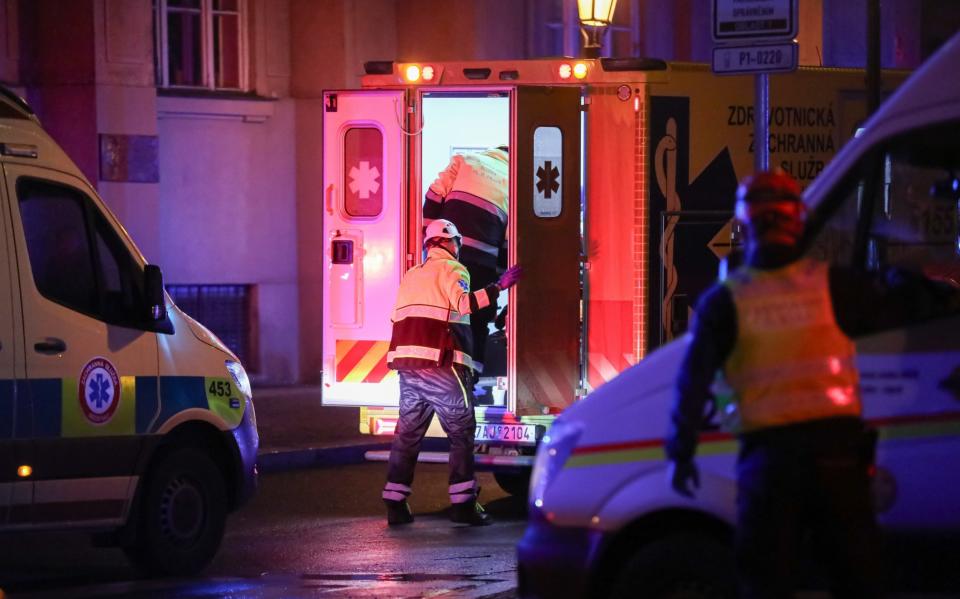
[79,357,121,425]
[348,160,381,199]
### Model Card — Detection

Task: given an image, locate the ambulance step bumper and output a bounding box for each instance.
[364,450,535,468]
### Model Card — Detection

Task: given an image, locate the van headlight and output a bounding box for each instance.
[226,360,253,401]
[529,418,582,511]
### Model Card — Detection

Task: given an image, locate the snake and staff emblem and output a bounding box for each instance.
[655,117,681,341]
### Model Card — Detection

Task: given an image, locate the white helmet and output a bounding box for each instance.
[424,219,462,245]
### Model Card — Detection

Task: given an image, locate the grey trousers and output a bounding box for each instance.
[382,365,479,505]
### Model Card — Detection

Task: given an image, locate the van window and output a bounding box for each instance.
[533,126,562,218]
[17,179,146,326]
[343,127,383,218]
[869,138,960,283]
[808,121,960,284]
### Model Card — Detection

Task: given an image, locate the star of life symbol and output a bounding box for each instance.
[79,357,120,425]
[348,160,381,199]
[536,160,560,198]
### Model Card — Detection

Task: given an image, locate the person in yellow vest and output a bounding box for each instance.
[666,169,960,597]
[382,219,521,526]
[423,147,509,381]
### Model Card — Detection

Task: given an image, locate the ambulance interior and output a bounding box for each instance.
[420,92,510,407]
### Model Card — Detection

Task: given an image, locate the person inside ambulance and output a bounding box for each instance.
[422,146,509,387]
[382,219,521,526]
[665,169,960,598]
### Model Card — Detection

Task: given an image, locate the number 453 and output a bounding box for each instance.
[208,380,233,397]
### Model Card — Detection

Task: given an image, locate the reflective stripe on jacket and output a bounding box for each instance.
[387,246,500,372]
[422,149,508,270]
[723,258,861,432]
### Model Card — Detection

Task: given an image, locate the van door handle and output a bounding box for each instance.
[34,338,67,354]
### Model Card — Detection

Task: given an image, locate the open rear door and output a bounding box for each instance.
[322,90,405,406]
[513,86,582,416]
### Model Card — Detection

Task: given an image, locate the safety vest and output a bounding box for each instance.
[387,247,500,372]
[723,258,861,432]
[423,148,509,271]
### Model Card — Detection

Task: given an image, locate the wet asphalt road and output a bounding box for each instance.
[0,463,526,598]
[3,461,960,598]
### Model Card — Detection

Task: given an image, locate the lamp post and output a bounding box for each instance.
[577,0,618,58]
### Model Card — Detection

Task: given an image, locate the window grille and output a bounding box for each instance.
[167,284,258,371]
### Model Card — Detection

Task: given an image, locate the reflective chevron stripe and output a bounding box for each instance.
[336,340,398,383]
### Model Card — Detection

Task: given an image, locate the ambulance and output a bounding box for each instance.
[321,56,904,494]
[516,33,960,599]
[0,86,257,575]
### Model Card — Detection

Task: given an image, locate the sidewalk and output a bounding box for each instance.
[251,386,392,472]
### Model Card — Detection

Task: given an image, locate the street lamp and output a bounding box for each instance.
[577,0,618,58]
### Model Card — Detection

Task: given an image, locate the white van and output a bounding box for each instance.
[0,87,258,575]
[517,32,960,598]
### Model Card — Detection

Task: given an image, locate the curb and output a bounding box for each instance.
[256,438,453,474]
[257,442,392,473]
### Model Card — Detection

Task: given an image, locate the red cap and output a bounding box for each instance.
[736,169,801,206]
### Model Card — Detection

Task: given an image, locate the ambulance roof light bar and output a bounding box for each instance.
[361,58,669,87]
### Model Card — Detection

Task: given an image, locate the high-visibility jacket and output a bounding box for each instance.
[723,258,861,432]
[423,149,508,271]
[387,247,502,372]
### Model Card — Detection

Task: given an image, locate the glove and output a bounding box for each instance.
[497,265,523,290]
[669,459,700,498]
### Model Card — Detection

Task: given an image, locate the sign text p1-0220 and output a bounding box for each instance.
[712,42,798,75]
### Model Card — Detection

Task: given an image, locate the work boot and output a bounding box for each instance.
[384,499,414,525]
[450,500,492,526]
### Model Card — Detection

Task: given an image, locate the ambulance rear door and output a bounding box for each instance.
[322,90,405,406]
[512,85,582,416]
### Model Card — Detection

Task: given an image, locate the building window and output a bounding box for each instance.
[608,1,640,57]
[529,0,579,57]
[167,284,258,371]
[154,0,247,90]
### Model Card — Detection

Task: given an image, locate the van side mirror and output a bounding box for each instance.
[144,264,166,321]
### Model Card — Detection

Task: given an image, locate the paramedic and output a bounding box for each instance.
[423,146,509,378]
[665,169,959,597]
[382,218,521,527]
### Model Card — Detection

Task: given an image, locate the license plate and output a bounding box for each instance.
[475,423,538,445]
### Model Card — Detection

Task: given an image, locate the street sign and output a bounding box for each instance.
[712,42,798,75]
[712,0,797,42]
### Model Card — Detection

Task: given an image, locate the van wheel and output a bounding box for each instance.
[493,470,530,497]
[125,448,227,576]
[608,532,736,599]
